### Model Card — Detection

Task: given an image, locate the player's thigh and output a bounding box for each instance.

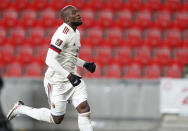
[71,80,89,112]
[50,83,68,116]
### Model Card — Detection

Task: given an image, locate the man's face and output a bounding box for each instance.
[69,8,82,26]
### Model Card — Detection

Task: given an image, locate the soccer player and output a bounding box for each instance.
[7,5,96,131]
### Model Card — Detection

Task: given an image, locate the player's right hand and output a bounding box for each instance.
[67,73,82,87]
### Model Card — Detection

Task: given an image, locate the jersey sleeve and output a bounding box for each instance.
[50,31,67,54]
[76,57,86,67]
[45,28,70,77]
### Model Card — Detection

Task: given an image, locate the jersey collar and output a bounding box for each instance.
[63,23,78,33]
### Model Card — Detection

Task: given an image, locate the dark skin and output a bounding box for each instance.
[52,6,91,124]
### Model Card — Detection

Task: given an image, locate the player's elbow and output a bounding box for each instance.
[45,57,50,66]
[45,49,58,66]
[45,52,54,66]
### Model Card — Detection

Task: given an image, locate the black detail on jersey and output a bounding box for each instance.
[63,26,69,34]
[55,39,63,46]
[50,44,61,53]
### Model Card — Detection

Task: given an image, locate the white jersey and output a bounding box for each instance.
[45,23,81,80]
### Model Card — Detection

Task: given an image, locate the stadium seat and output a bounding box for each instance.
[81,9,95,28]
[12,0,28,10]
[184,30,188,43]
[17,45,34,64]
[154,10,171,29]
[0,27,6,45]
[135,45,152,64]
[1,44,15,64]
[1,0,187,79]
[25,62,42,77]
[105,27,122,47]
[175,45,188,64]
[155,44,172,64]
[145,0,162,11]
[41,37,51,47]
[96,9,114,28]
[115,9,133,28]
[86,27,103,46]
[174,10,188,29]
[76,0,91,10]
[29,27,45,45]
[20,9,37,28]
[164,0,181,11]
[20,38,36,49]
[95,46,112,64]
[124,60,143,79]
[48,27,57,38]
[165,28,181,46]
[182,0,188,10]
[145,27,162,45]
[164,62,183,78]
[108,0,124,10]
[3,8,18,27]
[39,8,56,27]
[10,26,26,45]
[0,0,9,10]
[35,45,49,64]
[48,0,69,10]
[79,46,93,62]
[6,62,23,77]
[69,0,85,10]
[0,58,5,76]
[144,62,162,79]
[126,0,143,10]
[126,27,142,45]
[114,45,133,64]
[29,0,48,10]
[135,9,152,28]
[89,0,104,10]
[105,63,122,78]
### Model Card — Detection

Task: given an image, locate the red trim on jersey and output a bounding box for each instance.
[50,44,61,54]
[63,26,69,34]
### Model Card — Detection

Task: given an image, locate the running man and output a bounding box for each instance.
[7,5,96,131]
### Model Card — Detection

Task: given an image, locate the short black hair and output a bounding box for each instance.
[60,5,76,21]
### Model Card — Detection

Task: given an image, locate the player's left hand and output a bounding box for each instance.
[84,62,96,73]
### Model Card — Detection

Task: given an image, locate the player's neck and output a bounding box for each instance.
[71,26,77,31]
[66,23,77,32]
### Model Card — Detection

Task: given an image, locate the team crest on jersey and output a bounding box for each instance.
[55,39,63,46]
[63,26,69,34]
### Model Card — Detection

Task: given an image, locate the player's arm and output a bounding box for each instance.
[46,33,81,86]
[46,49,81,86]
[46,48,69,77]
[76,57,96,73]
[76,57,86,67]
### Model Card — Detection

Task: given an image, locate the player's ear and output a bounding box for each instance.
[64,17,69,23]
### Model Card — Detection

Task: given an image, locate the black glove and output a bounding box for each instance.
[84,62,96,73]
[67,73,82,87]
